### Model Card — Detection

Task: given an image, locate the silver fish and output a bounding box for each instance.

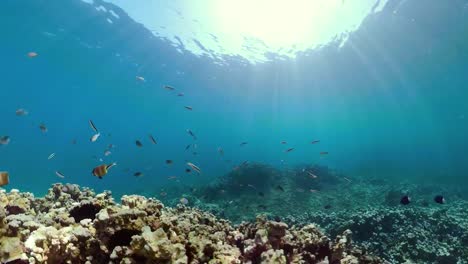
[186,162,201,174]
[90,133,100,142]
[55,171,65,178]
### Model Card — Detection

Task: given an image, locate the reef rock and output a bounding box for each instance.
[0,183,382,263]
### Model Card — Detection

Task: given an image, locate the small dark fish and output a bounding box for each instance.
[320,151,329,155]
[16,108,28,116]
[185,168,191,173]
[285,148,295,153]
[400,195,411,205]
[89,120,98,133]
[274,216,281,222]
[192,152,198,156]
[258,192,265,197]
[135,140,143,147]
[185,144,191,150]
[258,205,267,210]
[134,172,143,177]
[324,204,332,210]
[166,160,173,165]
[434,195,445,204]
[276,185,285,192]
[311,140,320,144]
[72,139,77,145]
[0,136,11,145]
[217,147,224,156]
[184,106,193,111]
[281,141,287,144]
[39,123,48,133]
[186,129,197,140]
[149,134,157,144]
[177,93,184,96]
[240,142,248,146]
[164,85,175,90]
[189,187,196,192]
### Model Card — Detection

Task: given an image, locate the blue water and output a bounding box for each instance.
[1,0,468,198]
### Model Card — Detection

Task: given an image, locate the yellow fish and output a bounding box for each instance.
[92,163,116,179]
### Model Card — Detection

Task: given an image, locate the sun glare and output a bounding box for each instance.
[213,0,338,49]
[102,0,388,62]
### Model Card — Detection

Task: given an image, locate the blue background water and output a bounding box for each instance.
[1,0,467,197]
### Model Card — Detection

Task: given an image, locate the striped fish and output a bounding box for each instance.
[92,163,117,179]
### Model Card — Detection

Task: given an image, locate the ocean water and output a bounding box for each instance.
[1,0,468,204]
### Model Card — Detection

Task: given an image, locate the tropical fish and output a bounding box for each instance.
[160,191,167,197]
[285,148,295,152]
[149,134,157,144]
[0,136,10,145]
[343,177,352,183]
[186,129,197,140]
[166,160,173,165]
[306,171,318,179]
[434,195,445,204]
[184,106,193,111]
[320,152,329,155]
[275,185,285,192]
[39,123,48,133]
[400,195,411,205]
[134,172,143,177]
[309,189,319,193]
[185,144,191,150]
[240,142,248,146]
[168,176,178,180]
[135,140,143,147]
[55,171,65,178]
[27,52,38,58]
[48,153,56,160]
[177,93,184,96]
[187,162,201,174]
[281,141,287,144]
[164,85,175,90]
[217,147,224,156]
[89,120,98,133]
[247,184,256,189]
[185,168,191,173]
[90,133,100,142]
[15,108,28,116]
[136,76,145,82]
[0,171,9,187]
[92,163,117,179]
[180,197,189,205]
[104,150,111,156]
[311,140,320,144]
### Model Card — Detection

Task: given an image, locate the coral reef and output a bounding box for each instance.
[0,183,381,263]
[291,203,468,264]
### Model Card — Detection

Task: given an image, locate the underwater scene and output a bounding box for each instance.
[1,0,468,263]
